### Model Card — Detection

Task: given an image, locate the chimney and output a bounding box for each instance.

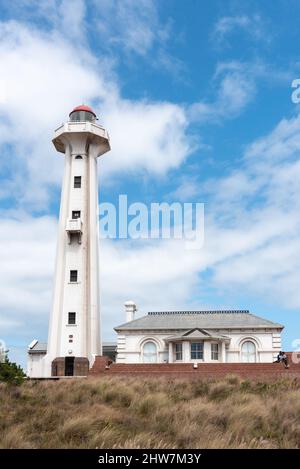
[124,300,137,322]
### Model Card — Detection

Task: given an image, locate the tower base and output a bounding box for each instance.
[51,357,89,377]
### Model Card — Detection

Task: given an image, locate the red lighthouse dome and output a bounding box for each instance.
[69,104,97,122]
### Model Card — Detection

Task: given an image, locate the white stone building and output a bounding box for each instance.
[115,302,283,364]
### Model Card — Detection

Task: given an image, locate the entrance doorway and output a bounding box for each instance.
[65,357,75,376]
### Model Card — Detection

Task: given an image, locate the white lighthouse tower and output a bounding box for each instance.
[28,105,110,377]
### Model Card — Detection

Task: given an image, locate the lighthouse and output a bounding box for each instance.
[27,105,110,377]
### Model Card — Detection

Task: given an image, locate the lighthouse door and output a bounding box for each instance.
[65,357,75,376]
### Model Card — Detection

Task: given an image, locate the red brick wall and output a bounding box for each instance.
[89,354,300,378]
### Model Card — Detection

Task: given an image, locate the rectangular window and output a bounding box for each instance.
[70,270,78,282]
[68,312,76,325]
[191,342,204,360]
[72,210,81,219]
[74,176,81,188]
[175,343,182,361]
[211,343,219,360]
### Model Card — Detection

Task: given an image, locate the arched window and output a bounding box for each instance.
[142,341,157,363]
[75,155,82,159]
[241,341,256,363]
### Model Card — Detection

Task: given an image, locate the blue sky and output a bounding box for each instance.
[0,0,300,369]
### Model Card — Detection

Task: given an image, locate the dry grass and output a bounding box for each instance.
[0,375,300,448]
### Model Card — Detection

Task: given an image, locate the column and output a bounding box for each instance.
[221,341,226,362]
[168,342,173,363]
[183,341,190,362]
[203,341,210,362]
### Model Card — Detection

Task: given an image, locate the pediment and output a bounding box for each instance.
[182,328,211,338]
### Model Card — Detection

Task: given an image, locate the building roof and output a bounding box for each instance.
[28,340,47,354]
[103,342,117,351]
[69,104,96,117]
[114,310,284,331]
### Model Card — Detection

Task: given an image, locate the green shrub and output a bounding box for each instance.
[0,356,26,386]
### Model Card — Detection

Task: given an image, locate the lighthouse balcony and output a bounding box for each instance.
[66,218,83,244]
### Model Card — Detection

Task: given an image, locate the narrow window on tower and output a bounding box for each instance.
[72,210,81,219]
[74,176,81,188]
[68,313,76,325]
[70,270,78,282]
[75,155,82,159]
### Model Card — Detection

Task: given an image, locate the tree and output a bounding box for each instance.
[0,354,26,385]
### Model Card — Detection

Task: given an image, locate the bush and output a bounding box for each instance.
[0,356,26,385]
[208,383,234,401]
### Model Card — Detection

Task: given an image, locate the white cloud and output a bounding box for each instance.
[101,114,300,331]
[167,175,201,201]
[0,318,22,332]
[213,237,300,309]
[201,113,300,309]
[189,59,291,124]
[0,17,194,207]
[0,214,56,366]
[100,238,199,334]
[102,99,192,175]
[58,0,87,40]
[189,62,257,123]
[0,215,56,316]
[1,0,87,39]
[212,14,267,45]
[0,19,109,206]
[91,0,168,56]
[3,1,182,77]
[245,114,300,163]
